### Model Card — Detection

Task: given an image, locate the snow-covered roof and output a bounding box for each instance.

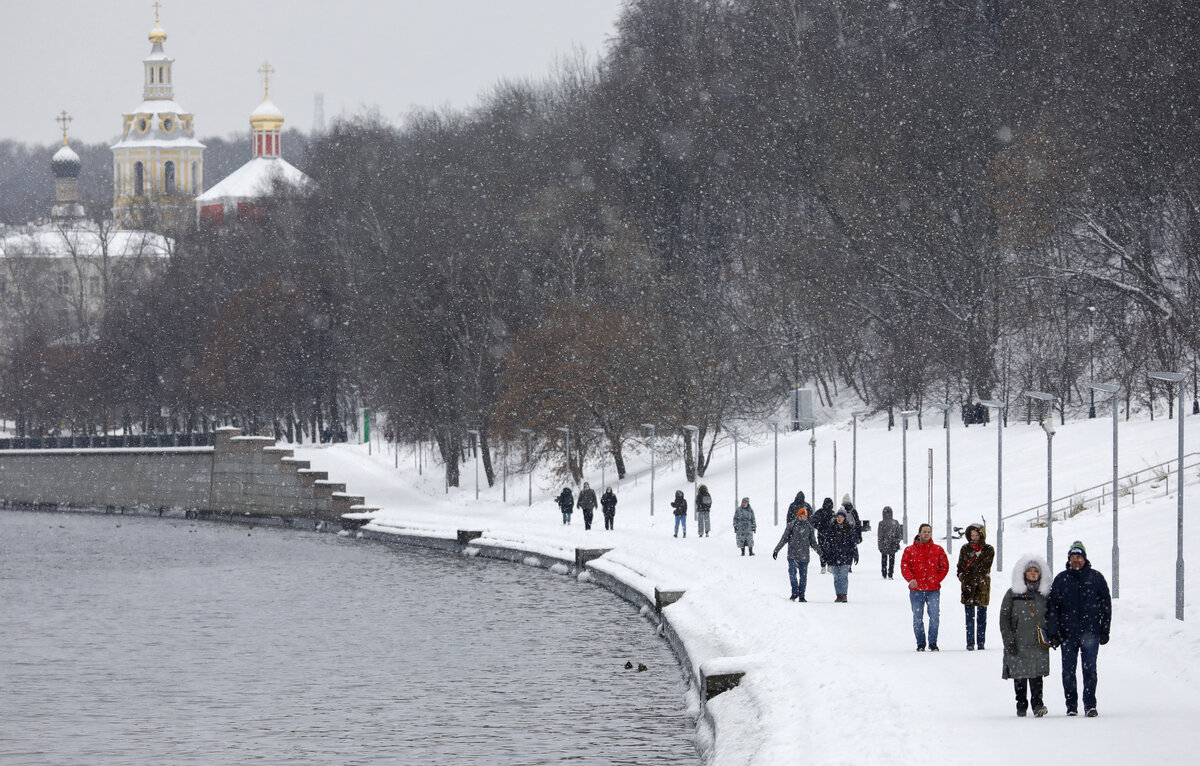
[195,156,310,203]
[0,221,172,260]
[111,100,205,150]
[52,145,80,164]
[251,99,284,119]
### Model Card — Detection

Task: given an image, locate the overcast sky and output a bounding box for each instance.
[1,0,625,146]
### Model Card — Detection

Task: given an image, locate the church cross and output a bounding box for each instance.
[258,61,275,99]
[56,110,72,145]
[153,2,162,25]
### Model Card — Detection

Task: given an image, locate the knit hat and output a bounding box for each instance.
[1068,541,1087,558]
[842,494,853,506]
[795,506,808,518]
[742,496,750,504]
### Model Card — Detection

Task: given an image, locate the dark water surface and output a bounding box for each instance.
[0,511,696,765]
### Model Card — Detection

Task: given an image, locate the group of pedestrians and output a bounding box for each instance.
[770,493,865,602]
[555,483,617,530]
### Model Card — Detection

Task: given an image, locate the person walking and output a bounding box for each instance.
[733,497,757,555]
[825,509,859,602]
[577,482,598,530]
[671,490,688,537]
[556,487,574,525]
[695,484,713,538]
[957,523,995,650]
[786,490,813,522]
[772,504,822,601]
[840,494,863,544]
[999,554,1052,717]
[811,496,835,574]
[876,506,903,579]
[901,523,950,651]
[600,486,617,530]
[1045,541,1111,717]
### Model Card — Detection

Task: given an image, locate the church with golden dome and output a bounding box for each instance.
[111,5,205,231]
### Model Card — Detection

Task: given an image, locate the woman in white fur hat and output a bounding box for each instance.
[999,554,1053,717]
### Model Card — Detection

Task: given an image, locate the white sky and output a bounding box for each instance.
[0,0,626,145]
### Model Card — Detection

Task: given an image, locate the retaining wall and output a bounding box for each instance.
[0,427,361,519]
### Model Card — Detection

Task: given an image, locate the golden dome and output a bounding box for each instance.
[149,22,167,45]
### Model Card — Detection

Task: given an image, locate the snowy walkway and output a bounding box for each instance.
[296,414,1200,765]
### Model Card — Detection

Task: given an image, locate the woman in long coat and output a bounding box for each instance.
[733,497,757,555]
[556,487,574,525]
[957,523,995,650]
[999,554,1052,717]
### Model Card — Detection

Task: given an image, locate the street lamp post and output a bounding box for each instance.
[590,427,606,489]
[809,430,817,503]
[730,428,740,511]
[981,399,1006,572]
[1024,391,1057,565]
[642,424,656,516]
[768,420,779,526]
[1086,382,1120,597]
[851,410,870,507]
[1148,371,1186,621]
[684,425,699,509]
[899,410,919,541]
[1088,306,1097,418]
[519,428,534,507]
[931,403,952,553]
[555,426,570,485]
[467,429,481,500]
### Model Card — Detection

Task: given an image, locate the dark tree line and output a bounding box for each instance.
[5,0,1199,485]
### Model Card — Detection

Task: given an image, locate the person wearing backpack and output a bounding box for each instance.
[695,484,713,538]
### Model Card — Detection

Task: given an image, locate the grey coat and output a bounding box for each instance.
[773,518,822,561]
[999,554,1052,680]
[733,505,757,535]
[876,508,903,554]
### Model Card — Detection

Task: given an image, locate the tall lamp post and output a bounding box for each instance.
[730,428,741,511]
[1024,391,1057,564]
[899,410,919,540]
[981,399,1006,572]
[1148,371,1186,621]
[1088,306,1097,418]
[851,410,870,507]
[931,403,952,553]
[809,430,817,503]
[519,428,534,507]
[641,424,656,516]
[768,419,780,525]
[590,427,606,489]
[555,426,570,485]
[466,429,481,500]
[684,425,699,508]
[1086,382,1120,597]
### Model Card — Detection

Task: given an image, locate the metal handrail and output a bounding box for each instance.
[1005,451,1200,526]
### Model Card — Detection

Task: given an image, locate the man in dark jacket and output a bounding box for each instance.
[772,505,822,601]
[811,496,835,573]
[556,487,574,524]
[577,482,598,530]
[876,506,903,579]
[600,486,618,530]
[1045,540,1112,717]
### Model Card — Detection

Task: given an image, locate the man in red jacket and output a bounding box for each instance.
[901,523,950,651]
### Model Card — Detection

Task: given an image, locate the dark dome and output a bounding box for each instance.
[51,144,81,179]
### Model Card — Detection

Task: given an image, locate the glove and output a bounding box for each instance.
[1100,634,1109,645]
[907,579,919,590]
[772,551,778,560]
[853,551,859,565]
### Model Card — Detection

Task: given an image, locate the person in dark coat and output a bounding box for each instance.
[695,484,713,537]
[957,523,995,650]
[556,487,574,525]
[876,506,903,579]
[786,490,813,522]
[577,482,598,530]
[811,496,835,573]
[825,509,859,602]
[600,486,617,530]
[671,490,688,537]
[733,497,756,555]
[1000,554,1052,717]
[772,505,822,601]
[840,494,863,544]
[1045,540,1111,717]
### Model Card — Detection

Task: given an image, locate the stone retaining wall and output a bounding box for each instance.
[0,427,359,519]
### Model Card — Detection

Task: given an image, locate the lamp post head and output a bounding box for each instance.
[1149,371,1186,383]
[519,428,533,435]
[1042,419,1056,437]
[851,410,871,419]
[683,425,699,432]
[1085,382,1120,394]
[930,403,950,412]
[980,399,1004,409]
[809,432,817,446]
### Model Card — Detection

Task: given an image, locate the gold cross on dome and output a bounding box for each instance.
[153,2,162,24]
[55,110,72,145]
[258,61,275,99]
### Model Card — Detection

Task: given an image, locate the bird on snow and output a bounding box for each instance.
[637,663,648,672]
[624,661,633,669]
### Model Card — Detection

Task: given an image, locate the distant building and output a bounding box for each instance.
[196,63,311,227]
[1,124,170,351]
[110,8,204,232]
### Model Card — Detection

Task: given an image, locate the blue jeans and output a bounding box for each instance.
[909,590,941,648]
[831,564,851,595]
[788,557,810,598]
[1061,636,1100,712]
[674,516,686,536]
[965,605,987,647]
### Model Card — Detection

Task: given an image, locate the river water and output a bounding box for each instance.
[0,511,697,765]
